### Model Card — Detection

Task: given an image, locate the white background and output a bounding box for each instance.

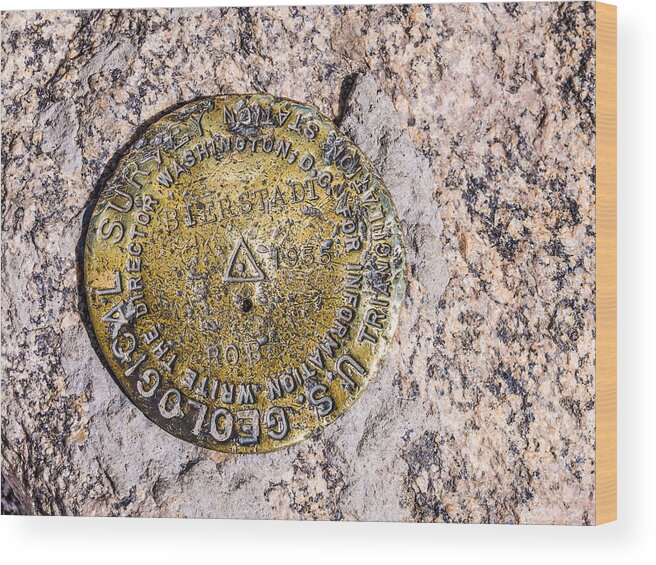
[0,0,653,563]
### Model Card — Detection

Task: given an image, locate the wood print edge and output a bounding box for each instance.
[595,1,617,525]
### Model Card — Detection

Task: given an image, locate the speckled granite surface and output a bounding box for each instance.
[1,2,596,523]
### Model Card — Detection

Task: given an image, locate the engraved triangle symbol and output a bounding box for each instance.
[223,238,265,283]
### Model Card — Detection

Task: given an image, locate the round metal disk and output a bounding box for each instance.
[84,94,405,453]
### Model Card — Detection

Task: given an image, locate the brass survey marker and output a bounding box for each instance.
[84,95,405,452]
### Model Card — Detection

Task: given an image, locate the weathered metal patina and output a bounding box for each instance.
[84,94,405,453]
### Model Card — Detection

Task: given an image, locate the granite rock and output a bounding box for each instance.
[1,3,596,523]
